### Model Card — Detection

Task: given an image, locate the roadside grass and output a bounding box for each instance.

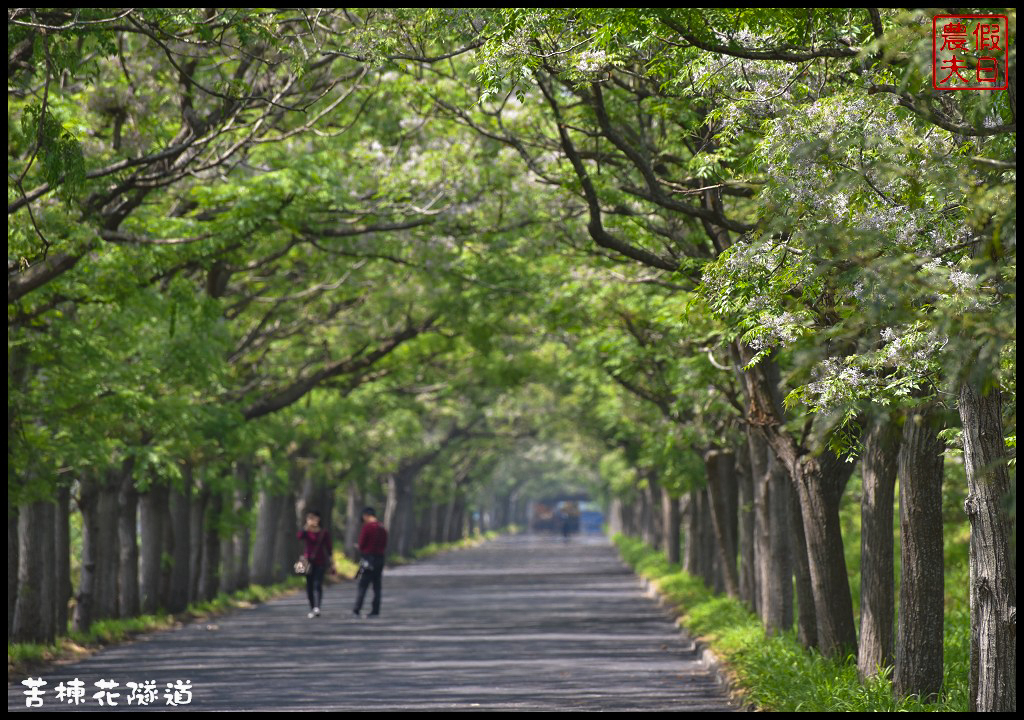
[391,528,505,565]
[615,534,969,712]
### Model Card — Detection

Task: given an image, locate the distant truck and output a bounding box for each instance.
[530,499,603,534]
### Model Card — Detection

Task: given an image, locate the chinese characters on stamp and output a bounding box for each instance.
[933,15,1009,91]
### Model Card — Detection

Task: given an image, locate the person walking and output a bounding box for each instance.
[353,507,388,618]
[297,510,334,618]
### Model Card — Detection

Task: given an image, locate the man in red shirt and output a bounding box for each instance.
[353,507,388,617]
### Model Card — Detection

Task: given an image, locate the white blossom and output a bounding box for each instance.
[576,49,608,74]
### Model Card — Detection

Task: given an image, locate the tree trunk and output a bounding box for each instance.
[959,381,1016,712]
[12,500,57,643]
[386,471,415,558]
[188,484,208,603]
[791,485,817,649]
[633,494,646,541]
[759,449,794,635]
[642,474,663,550]
[684,488,700,577]
[893,404,945,700]
[251,489,282,586]
[705,449,740,598]
[117,460,139,618]
[792,451,858,657]
[345,480,363,562]
[219,516,236,596]
[139,480,168,613]
[661,485,681,564]
[430,501,442,545]
[736,445,757,610]
[199,490,223,600]
[450,497,467,542]
[273,489,296,582]
[56,484,72,635]
[90,469,122,620]
[233,464,254,590]
[859,412,900,680]
[608,497,625,537]
[9,504,19,636]
[75,471,119,630]
[737,344,855,656]
[697,487,718,590]
[165,467,192,612]
[74,476,98,632]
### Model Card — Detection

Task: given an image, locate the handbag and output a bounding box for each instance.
[354,556,375,580]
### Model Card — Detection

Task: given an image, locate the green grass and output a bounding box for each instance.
[614,534,970,712]
[392,529,504,565]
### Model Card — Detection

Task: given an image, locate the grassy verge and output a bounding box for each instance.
[389,529,506,566]
[614,534,969,712]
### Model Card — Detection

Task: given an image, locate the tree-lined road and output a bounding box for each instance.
[9,535,735,712]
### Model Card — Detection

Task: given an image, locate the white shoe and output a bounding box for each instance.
[313,607,321,617]
[307,611,315,619]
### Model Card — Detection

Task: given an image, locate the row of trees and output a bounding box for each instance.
[466,8,1014,710]
[8,8,1015,711]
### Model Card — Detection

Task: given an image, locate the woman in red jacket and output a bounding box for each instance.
[296,510,334,618]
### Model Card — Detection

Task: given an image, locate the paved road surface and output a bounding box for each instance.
[10,534,736,712]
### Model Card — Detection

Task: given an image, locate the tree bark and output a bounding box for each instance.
[9,504,18,636]
[12,500,57,643]
[199,490,223,600]
[759,448,794,635]
[117,460,139,618]
[345,480,363,562]
[661,485,681,564]
[219,513,236,596]
[450,496,467,542]
[56,484,72,634]
[139,480,168,613]
[893,404,945,701]
[737,345,856,656]
[273,489,296,582]
[705,449,740,598]
[74,476,98,633]
[859,412,900,680]
[251,489,282,586]
[188,483,208,603]
[233,464,254,590]
[166,466,192,612]
[684,488,700,577]
[642,473,663,550]
[736,446,757,610]
[697,487,718,590]
[791,485,817,649]
[959,381,1016,712]
[74,471,119,630]
[97,476,120,618]
[608,497,625,537]
[793,450,858,656]
[386,471,416,558]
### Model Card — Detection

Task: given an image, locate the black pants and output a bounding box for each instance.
[354,555,384,615]
[306,563,326,609]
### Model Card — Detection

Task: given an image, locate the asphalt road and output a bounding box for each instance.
[9,534,736,712]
